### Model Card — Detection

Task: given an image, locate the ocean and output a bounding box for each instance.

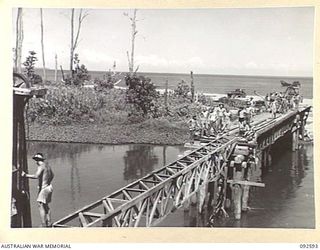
[35,69,313,99]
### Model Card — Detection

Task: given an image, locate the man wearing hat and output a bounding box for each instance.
[21,153,54,227]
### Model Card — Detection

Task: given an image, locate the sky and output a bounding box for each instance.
[12,7,314,76]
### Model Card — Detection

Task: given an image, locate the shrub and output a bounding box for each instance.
[27,86,130,125]
[64,54,90,86]
[28,86,106,124]
[125,74,159,117]
[174,80,190,99]
[94,70,120,92]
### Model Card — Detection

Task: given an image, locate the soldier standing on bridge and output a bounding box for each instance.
[222,108,232,135]
[188,115,199,144]
[271,99,278,119]
[216,104,226,132]
[22,153,54,227]
[208,107,217,135]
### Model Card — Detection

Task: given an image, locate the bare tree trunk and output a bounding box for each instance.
[126,9,138,75]
[130,9,137,74]
[164,79,168,108]
[40,8,46,83]
[54,54,58,83]
[15,8,23,73]
[69,8,88,81]
[190,71,195,103]
[70,8,74,77]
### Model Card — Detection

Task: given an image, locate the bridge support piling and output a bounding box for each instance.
[255,150,262,181]
[232,184,242,220]
[267,147,272,172]
[262,150,267,169]
[241,185,250,212]
[262,147,272,173]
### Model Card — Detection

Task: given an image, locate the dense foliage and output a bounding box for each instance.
[174,80,190,99]
[94,71,122,91]
[125,74,159,117]
[64,54,90,86]
[27,86,126,125]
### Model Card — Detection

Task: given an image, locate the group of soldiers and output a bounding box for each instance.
[188,90,302,144]
[188,100,256,143]
[265,92,302,119]
[188,103,231,142]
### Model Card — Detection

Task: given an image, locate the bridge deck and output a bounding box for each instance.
[52,105,311,228]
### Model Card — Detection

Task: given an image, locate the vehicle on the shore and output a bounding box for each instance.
[280,80,301,87]
[227,88,246,98]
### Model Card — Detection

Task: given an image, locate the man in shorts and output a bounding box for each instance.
[22,153,54,227]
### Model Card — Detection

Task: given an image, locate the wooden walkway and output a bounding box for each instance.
[52,105,311,227]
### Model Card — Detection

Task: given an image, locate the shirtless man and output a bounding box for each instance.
[22,153,54,227]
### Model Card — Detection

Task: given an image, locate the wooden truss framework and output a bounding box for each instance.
[53,136,237,227]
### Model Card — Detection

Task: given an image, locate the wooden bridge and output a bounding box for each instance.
[52,105,311,227]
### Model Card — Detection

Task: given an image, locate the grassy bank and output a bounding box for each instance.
[26,84,200,145]
[28,119,189,145]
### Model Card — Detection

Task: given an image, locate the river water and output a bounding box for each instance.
[26,141,314,228]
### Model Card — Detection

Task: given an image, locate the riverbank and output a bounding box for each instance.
[28,120,190,145]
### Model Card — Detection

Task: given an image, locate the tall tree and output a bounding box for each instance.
[70,9,88,77]
[124,9,139,75]
[15,8,23,73]
[40,8,46,83]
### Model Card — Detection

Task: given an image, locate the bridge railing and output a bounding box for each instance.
[53,136,238,227]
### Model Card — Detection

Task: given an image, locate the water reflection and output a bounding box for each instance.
[26,141,313,228]
[123,145,159,182]
[70,154,81,210]
[27,142,92,161]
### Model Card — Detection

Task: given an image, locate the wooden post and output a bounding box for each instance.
[190,71,195,103]
[233,184,242,220]
[266,146,272,172]
[12,96,32,227]
[241,185,250,212]
[60,65,65,82]
[164,79,168,108]
[254,150,262,182]
[262,149,268,169]
[54,54,58,83]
